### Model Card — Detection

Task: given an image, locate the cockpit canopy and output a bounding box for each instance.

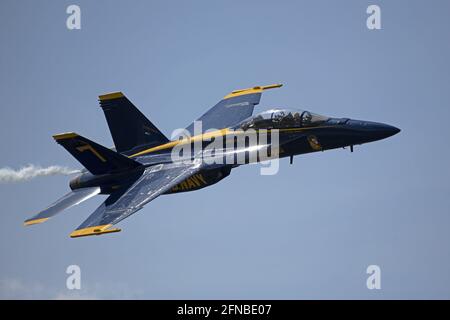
[238,108,329,130]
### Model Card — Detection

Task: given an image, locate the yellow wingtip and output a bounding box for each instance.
[98,92,124,101]
[24,218,49,226]
[224,83,283,99]
[70,224,121,238]
[261,83,283,90]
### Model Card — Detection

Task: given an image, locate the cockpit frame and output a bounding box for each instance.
[238,108,329,130]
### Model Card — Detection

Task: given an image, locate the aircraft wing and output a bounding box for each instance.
[185,84,282,134]
[69,161,202,238]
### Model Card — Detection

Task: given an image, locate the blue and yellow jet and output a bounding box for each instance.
[24,84,400,238]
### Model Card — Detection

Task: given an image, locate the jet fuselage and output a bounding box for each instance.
[69,112,400,195]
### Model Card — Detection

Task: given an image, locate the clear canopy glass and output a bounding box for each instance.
[238,108,329,130]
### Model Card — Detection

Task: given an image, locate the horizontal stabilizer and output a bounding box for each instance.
[53,133,141,175]
[24,187,100,226]
[70,161,203,238]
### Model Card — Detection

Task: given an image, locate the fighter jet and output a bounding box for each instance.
[24,84,400,237]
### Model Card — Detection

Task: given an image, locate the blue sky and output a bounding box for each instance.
[1,0,449,299]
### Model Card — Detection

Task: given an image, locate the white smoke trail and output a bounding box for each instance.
[0,165,81,183]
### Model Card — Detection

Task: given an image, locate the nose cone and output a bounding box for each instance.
[372,123,401,140]
[345,120,400,144]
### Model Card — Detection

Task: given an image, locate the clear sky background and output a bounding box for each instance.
[1,0,449,299]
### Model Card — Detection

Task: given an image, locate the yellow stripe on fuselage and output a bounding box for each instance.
[128,126,332,159]
[129,128,232,158]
